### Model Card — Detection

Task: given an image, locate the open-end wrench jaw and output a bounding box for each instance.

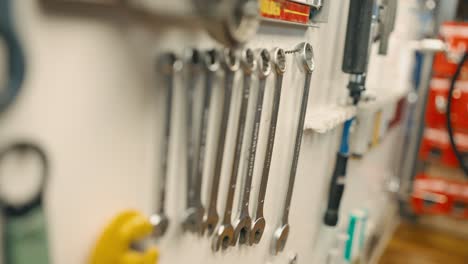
[249,215,265,245]
[150,214,170,238]
[233,216,252,246]
[272,223,289,255]
[202,210,219,236]
[182,207,205,234]
[212,222,235,251]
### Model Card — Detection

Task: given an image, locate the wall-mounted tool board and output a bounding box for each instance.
[0,1,425,263]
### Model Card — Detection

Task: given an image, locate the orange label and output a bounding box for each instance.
[260,0,310,24]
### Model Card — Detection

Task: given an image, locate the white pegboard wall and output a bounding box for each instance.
[0,1,425,263]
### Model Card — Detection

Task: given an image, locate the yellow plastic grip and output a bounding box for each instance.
[89,210,159,264]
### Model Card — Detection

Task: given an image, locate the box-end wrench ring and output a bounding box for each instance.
[249,47,286,245]
[233,48,272,246]
[271,42,315,255]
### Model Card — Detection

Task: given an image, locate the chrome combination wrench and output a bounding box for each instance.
[202,48,240,237]
[150,52,183,238]
[271,42,315,255]
[211,48,255,251]
[249,47,286,245]
[183,49,220,235]
[182,48,206,234]
[232,48,272,246]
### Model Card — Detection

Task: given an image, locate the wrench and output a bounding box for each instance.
[150,52,183,238]
[179,49,219,235]
[209,48,258,251]
[271,42,315,255]
[249,48,286,245]
[182,48,206,234]
[232,48,272,246]
[202,48,240,237]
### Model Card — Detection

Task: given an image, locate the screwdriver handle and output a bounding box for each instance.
[342,0,375,74]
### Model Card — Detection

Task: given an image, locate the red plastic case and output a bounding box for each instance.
[419,128,468,167]
[425,78,468,131]
[411,174,468,218]
[433,22,468,79]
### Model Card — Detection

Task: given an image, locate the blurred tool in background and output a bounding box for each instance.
[0,142,50,264]
[0,0,25,113]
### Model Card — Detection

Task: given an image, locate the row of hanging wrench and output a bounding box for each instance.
[151,42,315,255]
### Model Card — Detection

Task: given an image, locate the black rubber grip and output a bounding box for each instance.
[324,153,349,226]
[342,0,375,74]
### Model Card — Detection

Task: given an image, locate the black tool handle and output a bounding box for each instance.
[342,0,375,74]
[323,153,348,226]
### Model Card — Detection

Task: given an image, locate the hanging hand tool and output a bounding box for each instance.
[232,48,271,246]
[197,49,222,235]
[182,49,206,234]
[203,49,239,238]
[250,47,286,246]
[323,0,377,227]
[272,42,315,255]
[90,210,159,264]
[0,0,26,112]
[150,52,183,238]
[212,48,255,251]
[377,0,397,55]
[0,142,50,264]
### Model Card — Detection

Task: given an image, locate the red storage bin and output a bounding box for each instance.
[425,78,468,131]
[433,22,468,79]
[411,174,468,218]
[419,128,468,167]
[411,175,452,215]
